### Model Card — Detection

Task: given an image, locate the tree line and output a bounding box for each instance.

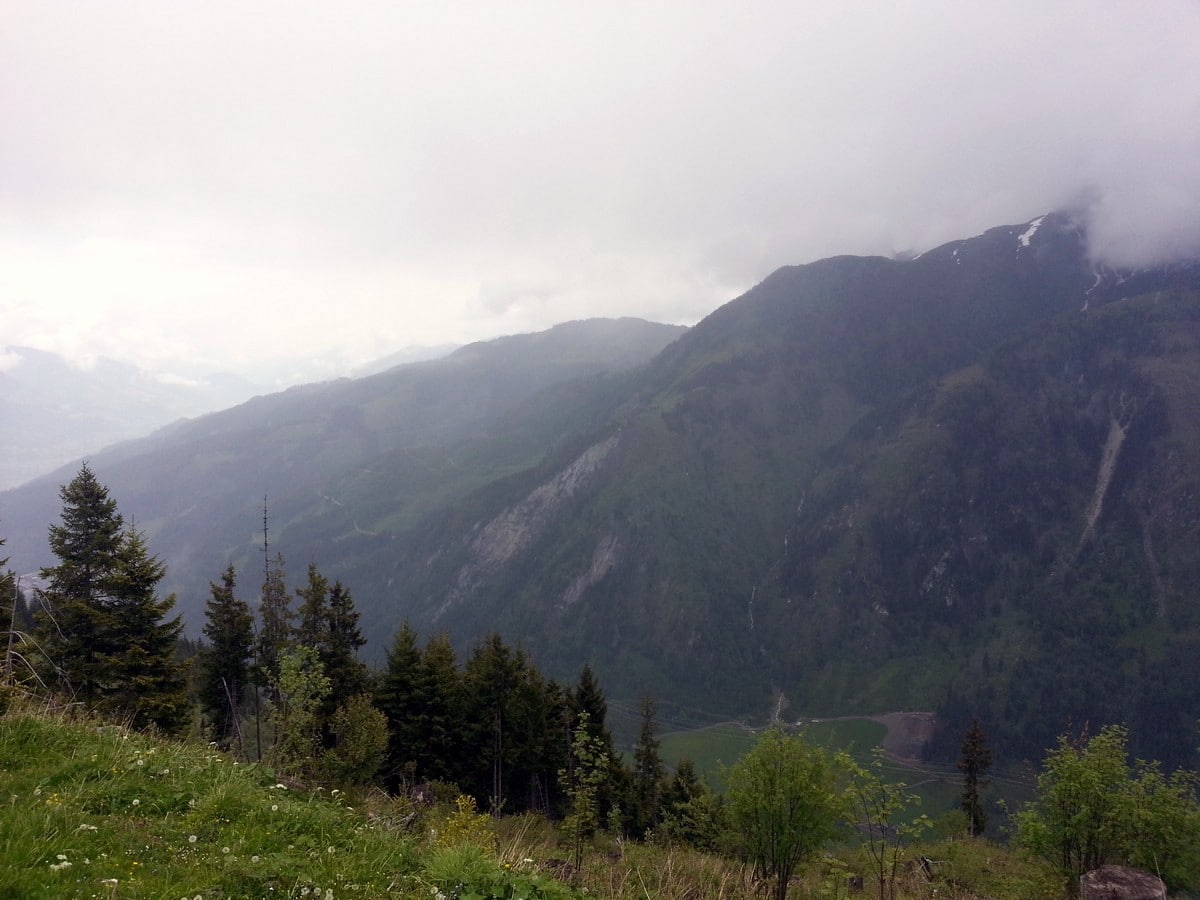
[4,464,1198,896]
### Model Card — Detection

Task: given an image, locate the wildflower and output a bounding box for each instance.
[136,758,145,766]
[271,804,279,812]
[251,855,260,863]
[131,798,140,806]
[222,847,230,854]
[188,835,198,844]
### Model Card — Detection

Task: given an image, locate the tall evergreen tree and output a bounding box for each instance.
[294,562,329,648]
[321,579,369,711]
[35,466,185,731]
[958,718,993,837]
[631,694,666,836]
[103,527,187,731]
[420,632,464,785]
[376,620,429,790]
[256,551,292,696]
[199,565,255,750]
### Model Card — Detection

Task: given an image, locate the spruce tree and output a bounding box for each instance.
[321,579,369,712]
[256,551,292,696]
[199,565,255,750]
[632,694,666,836]
[36,466,185,731]
[377,620,430,789]
[958,718,993,837]
[103,527,187,731]
[294,562,329,648]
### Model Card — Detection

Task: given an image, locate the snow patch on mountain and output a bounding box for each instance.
[1017,214,1047,248]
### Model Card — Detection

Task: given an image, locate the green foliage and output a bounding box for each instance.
[839,749,932,900]
[199,563,255,750]
[421,842,582,899]
[957,718,993,837]
[0,703,424,897]
[268,645,331,777]
[725,727,845,900]
[322,692,389,785]
[631,695,665,836]
[1015,724,1200,890]
[432,794,498,851]
[558,711,610,876]
[35,465,187,731]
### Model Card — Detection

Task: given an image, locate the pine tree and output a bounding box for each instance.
[631,694,666,836]
[321,579,369,713]
[103,526,187,731]
[376,620,430,789]
[256,551,292,696]
[958,718,993,837]
[420,632,463,785]
[36,466,185,731]
[199,565,255,750]
[294,562,329,648]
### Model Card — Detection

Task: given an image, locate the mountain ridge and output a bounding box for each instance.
[5,213,1200,768]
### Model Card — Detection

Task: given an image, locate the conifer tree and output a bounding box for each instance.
[321,579,369,711]
[631,694,666,836]
[199,565,255,750]
[294,562,329,648]
[377,620,430,788]
[957,718,993,837]
[569,664,623,825]
[256,551,292,696]
[36,466,186,731]
[420,632,463,784]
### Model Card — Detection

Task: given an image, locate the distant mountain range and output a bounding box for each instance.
[0,347,264,490]
[5,213,1200,769]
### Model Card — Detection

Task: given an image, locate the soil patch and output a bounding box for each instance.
[870,712,937,765]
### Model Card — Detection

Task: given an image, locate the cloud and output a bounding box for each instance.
[1,1,1198,377]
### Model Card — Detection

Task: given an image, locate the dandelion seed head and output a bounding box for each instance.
[188,835,197,844]
[221,846,230,854]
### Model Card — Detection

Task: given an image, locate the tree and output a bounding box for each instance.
[558,711,610,879]
[322,693,389,786]
[1015,724,1200,891]
[726,728,845,900]
[631,695,666,836]
[36,466,186,731]
[256,551,292,696]
[957,718,993,837]
[199,565,255,751]
[269,644,331,778]
[320,579,369,712]
[840,749,931,900]
[102,526,188,732]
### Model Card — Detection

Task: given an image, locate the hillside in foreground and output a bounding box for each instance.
[0,701,1068,899]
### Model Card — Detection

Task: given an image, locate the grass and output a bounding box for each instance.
[1,696,1065,899]
[0,696,574,899]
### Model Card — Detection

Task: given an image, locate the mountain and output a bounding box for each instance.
[5,214,1200,769]
[0,315,686,603]
[0,347,262,490]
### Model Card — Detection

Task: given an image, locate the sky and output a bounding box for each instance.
[3,1,1199,385]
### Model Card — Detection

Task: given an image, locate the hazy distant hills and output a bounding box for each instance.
[0,347,265,490]
[5,214,1200,768]
[0,315,686,596]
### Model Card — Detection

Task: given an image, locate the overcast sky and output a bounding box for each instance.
[2,1,1199,384]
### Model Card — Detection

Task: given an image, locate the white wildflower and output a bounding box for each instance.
[188,834,198,844]
[131,798,140,806]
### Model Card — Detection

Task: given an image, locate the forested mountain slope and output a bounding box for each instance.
[6,213,1200,769]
